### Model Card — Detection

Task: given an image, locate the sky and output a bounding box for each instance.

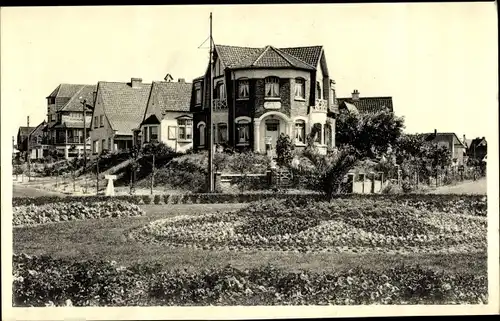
[1,3,498,145]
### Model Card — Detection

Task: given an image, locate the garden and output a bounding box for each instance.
[12,194,488,306]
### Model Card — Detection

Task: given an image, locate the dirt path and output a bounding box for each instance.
[13,184,66,198]
[429,178,487,195]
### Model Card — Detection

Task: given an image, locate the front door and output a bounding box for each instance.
[265,119,280,157]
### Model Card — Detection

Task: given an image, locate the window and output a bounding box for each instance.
[143,125,159,143]
[195,83,202,105]
[198,123,206,146]
[295,120,306,144]
[236,120,250,145]
[316,81,322,99]
[294,78,305,99]
[57,113,62,122]
[99,115,104,127]
[238,79,249,99]
[150,126,158,142]
[313,123,322,143]
[325,123,332,147]
[94,116,98,128]
[217,123,228,143]
[178,119,193,140]
[108,139,112,151]
[168,126,177,140]
[215,81,225,99]
[101,139,106,152]
[47,98,55,105]
[265,77,280,97]
[93,140,99,153]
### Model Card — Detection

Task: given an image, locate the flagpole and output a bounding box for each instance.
[207,12,214,192]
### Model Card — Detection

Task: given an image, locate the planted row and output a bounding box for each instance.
[13,253,487,306]
[12,193,487,216]
[13,200,145,226]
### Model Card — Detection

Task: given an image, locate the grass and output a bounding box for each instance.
[13,203,486,275]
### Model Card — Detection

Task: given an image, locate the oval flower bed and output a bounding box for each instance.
[13,200,145,226]
[130,198,486,254]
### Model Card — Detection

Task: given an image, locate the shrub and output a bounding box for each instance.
[153,195,162,205]
[142,195,152,205]
[276,133,294,167]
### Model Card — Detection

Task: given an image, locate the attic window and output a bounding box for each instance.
[195,83,202,105]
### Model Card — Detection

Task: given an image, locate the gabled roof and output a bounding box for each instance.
[60,85,96,112]
[18,126,36,137]
[214,44,322,70]
[337,97,394,114]
[97,81,152,135]
[143,81,193,122]
[422,132,467,148]
[469,137,487,149]
[46,84,88,99]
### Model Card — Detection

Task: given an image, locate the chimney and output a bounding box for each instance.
[131,78,142,88]
[178,78,185,83]
[434,129,437,135]
[463,134,466,144]
[351,89,360,101]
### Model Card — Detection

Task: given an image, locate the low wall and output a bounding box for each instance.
[215,172,271,193]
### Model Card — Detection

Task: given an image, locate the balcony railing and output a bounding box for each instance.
[48,137,87,145]
[213,98,228,111]
[312,99,328,112]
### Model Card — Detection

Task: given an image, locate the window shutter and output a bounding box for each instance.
[168,126,177,140]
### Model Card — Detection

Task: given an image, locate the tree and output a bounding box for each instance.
[276,133,294,168]
[336,110,405,159]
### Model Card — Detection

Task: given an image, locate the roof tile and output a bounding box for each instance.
[98,81,152,135]
[337,97,394,114]
[144,81,193,121]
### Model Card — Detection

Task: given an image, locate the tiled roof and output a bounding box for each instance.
[337,97,394,114]
[98,81,152,135]
[144,81,193,121]
[214,44,321,70]
[279,46,323,67]
[469,137,487,149]
[61,85,96,112]
[47,84,88,98]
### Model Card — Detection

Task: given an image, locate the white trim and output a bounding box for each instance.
[235,116,251,123]
[256,111,291,123]
[292,116,309,123]
[197,121,206,128]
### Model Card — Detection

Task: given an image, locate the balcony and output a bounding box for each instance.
[49,137,87,145]
[213,98,228,111]
[312,99,328,113]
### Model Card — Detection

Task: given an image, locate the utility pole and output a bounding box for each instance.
[27,116,31,182]
[207,12,214,193]
[80,98,88,169]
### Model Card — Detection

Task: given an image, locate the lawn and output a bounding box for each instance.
[429,177,487,195]
[13,203,486,276]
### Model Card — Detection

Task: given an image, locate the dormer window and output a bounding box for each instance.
[294,78,305,100]
[238,79,249,99]
[265,77,280,98]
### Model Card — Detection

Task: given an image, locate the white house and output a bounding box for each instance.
[139,79,193,152]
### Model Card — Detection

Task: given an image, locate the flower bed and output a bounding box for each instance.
[11,193,487,216]
[130,198,486,254]
[13,200,145,226]
[13,253,487,306]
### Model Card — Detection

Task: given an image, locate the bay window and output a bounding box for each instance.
[238,79,249,99]
[215,81,225,100]
[265,77,280,98]
[178,119,193,141]
[294,78,305,99]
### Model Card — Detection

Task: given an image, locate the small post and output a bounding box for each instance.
[96,155,100,195]
[151,153,155,195]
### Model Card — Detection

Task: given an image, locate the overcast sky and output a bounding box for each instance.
[1,3,498,144]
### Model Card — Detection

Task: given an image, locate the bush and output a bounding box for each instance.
[13,200,144,226]
[142,195,152,205]
[276,133,294,167]
[153,195,162,205]
[13,254,487,306]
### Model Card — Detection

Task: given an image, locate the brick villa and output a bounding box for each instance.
[191,44,338,155]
